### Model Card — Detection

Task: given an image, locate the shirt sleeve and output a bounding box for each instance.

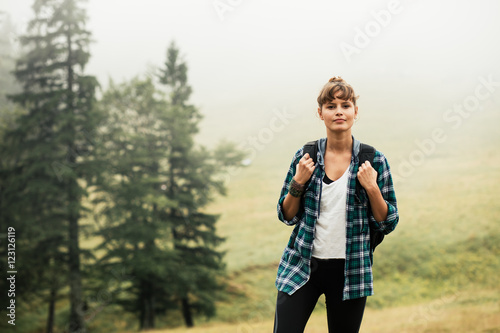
[277,149,304,226]
[369,151,399,234]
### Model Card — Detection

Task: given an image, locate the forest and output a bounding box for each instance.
[0,1,243,331]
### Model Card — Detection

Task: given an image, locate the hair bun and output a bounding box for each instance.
[329,76,344,83]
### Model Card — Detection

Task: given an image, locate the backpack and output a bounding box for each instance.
[302,140,385,252]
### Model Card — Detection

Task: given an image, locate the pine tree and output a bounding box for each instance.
[0,11,23,133]
[158,41,242,327]
[0,10,27,329]
[92,42,243,329]
[92,77,179,330]
[3,0,100,331]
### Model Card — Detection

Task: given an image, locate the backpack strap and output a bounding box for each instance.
[355,143,376,200]
[355,143,384,253]
[358,143,376,166]
[303,140,318,163]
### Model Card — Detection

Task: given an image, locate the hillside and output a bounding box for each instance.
[38,92,499,333]
[170,95,500,332]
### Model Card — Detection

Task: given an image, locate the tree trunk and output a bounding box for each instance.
[68,209,85,333]
[140,280,155,330]
[181,297,194,327]
[67,148,85,332]
[66,11,86,333]
[46,286,56,333]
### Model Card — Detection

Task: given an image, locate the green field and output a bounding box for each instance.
[147,99,500,332]
[17,98,499,333]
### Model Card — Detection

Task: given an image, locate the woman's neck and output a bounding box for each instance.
[325,131,353,154]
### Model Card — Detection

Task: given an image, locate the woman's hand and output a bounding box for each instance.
[282,153,315,221]
[294,153,315,184]
[357,161,378,191]
[358,161,388,222]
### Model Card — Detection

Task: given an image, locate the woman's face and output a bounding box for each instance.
[317,95,358,134]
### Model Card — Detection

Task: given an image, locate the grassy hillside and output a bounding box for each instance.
[16,96,499,332]
[81,97,500,332]
[156,289,500,333]
[209,97,500,273]
[156,98,500,331]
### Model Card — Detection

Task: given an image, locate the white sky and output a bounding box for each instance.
[2,0,500,143]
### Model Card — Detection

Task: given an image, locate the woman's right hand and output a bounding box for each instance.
[294,153,315,184]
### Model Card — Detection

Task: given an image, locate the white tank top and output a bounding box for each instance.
[312,167,349,259]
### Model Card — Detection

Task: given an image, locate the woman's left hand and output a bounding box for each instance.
[357,161,378,191]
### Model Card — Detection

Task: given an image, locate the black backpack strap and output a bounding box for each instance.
[358,143,375,166]
[355,143,376,200]
[303,140,318,163]
[355,143,384,253]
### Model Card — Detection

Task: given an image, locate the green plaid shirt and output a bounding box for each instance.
[276,137,399,300]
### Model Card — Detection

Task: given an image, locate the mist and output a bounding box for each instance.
[1,0,500,331]
[4,0,500,144]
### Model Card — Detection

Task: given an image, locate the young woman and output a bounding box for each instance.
[273,77,399,333]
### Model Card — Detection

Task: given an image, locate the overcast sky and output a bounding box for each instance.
[2,0,500,144]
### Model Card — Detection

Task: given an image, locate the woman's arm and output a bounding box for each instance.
[357,160,388,222]
[281,191,302,222]
[280,153,316,222]
[357,153,399,234]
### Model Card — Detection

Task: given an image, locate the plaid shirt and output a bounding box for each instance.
[276,137,399,300]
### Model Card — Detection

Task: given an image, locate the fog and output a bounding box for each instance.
[2,2,500,330]
[3,0,500,143]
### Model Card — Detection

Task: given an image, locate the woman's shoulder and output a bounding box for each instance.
[372,149,394,173]
[291,138,323,160]
[357,140,390,168]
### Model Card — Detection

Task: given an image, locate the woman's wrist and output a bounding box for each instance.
[293,176,307,185]
[364,182,380,196]
[289,178,306,197]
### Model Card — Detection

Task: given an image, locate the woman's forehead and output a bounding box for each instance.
[325,97,352,104]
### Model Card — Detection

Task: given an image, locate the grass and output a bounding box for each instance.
[148,102,500,332]
[153,289,500,333]
[11,101,500,332]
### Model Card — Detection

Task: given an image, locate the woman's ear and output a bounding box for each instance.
[318,107,324,120]
[354,106,358,120]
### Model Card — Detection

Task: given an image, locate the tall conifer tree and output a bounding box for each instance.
[93,42,243,329]
[5,0,100,331]
[92,77,178,330]
[158,41,239,327]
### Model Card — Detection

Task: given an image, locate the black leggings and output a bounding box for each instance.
[273,258,366,333]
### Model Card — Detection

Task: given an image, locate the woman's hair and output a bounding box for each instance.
[317,76,359,107]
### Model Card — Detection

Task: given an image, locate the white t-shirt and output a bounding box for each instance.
[312,167,349,259]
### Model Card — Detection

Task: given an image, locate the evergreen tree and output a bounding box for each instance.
[92,42,243,329]
[0,11,23,133]
[158,41,242,327]
[0,10,27,331]
[3,0,100,331]
[92,77,179,330]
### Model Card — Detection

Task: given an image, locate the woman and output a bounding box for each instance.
[273,76,399,333]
